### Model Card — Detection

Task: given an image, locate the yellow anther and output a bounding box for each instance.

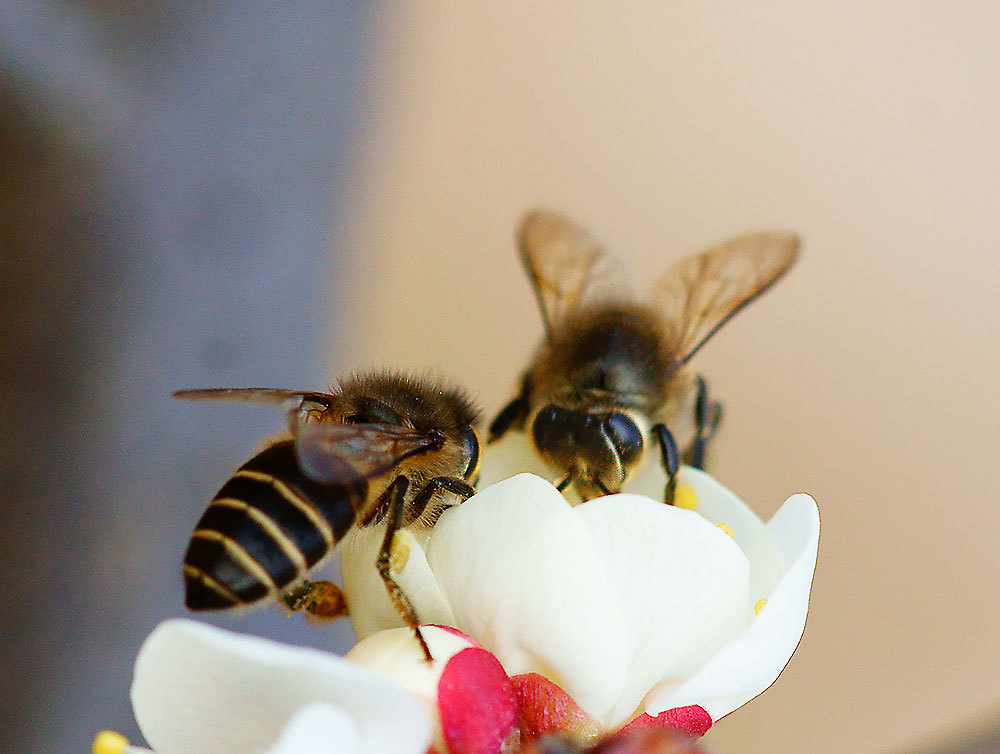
[754,598,768,615]
[389,531,411,575]
[674,484,698,510]
[93,731,129,754]
[717,522,735,538]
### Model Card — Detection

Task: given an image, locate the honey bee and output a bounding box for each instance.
[490,210,799,504]
[176,372,481,660]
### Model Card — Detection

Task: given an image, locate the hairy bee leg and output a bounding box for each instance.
[488,396,529,441]
[683,375,724,470]
[281,579,348,620]
[652,423,680,505]
[406,476,476,524]
[686,402,723,469]
[488,375,532,442]
[375,476,433,662]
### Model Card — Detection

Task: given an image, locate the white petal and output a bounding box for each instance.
[476,431,558,490]
[743,525,787,613]
[675,467,766,551]
[342,525,454,641]
[643,493,820,720]
[346,625,474,705]
[387,530,457,628]
[131,619,430,754]
[618,452,671,499]
[631,466,788,620]
[341,525,405,639]
[265,703,362,754]
[427,473,630,718]
[574,494,750,727]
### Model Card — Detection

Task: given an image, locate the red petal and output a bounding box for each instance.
[512,672,603,744]
[586,728,710,753]
[438,648,519,754]
[617,706,712,738]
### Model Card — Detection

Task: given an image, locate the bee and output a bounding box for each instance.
[489,210,799,504]
[176,372,481,660]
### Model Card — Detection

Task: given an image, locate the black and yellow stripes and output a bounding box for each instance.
[184,441,362,610]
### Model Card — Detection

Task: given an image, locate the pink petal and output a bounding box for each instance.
[511,673,603,744]
[585,728,710,753]
[617,706,712,738]
[438,648,519,754]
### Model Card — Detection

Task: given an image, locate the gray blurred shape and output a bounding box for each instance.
[897,708,1000,754]
[0,1,370,751]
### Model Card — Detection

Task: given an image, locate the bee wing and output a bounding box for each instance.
[173,388,333,410]
[519,209,634,337]
[292,420,441,486]
[651,231,800,364]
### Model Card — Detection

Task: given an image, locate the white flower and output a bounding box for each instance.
[342,434,820,731]
[126,620,520,754]
[128,619,432,754]
[346,627,519,753]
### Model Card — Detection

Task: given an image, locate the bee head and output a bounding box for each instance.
[529,403,645,498]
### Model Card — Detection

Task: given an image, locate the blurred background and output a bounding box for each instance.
[3,2,1000,753]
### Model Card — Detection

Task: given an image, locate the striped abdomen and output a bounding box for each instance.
[184,440,361,610]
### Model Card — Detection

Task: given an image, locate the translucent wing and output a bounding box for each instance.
[292,420,442,486]
[651,231,800,364]
[518,209,633,337]
[173,387,333,409]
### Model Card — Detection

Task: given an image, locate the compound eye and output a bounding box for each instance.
[531,404,573,455]
[461,426,481,480]
[603,412,644,471]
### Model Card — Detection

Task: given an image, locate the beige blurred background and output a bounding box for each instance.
[335,3,1000,753]
[4,2,999,753]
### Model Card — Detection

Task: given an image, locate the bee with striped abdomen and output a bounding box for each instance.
[176,372,481,660]
[490,209,799,504]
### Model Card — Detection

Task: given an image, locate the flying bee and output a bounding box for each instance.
[176,371,481,661]
[489,209,799,504]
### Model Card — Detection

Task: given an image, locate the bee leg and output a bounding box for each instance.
[281,580,348,620]
[488,375,532,442]
[683,375,724,470]
[375,475,433,662]
[652,423,680,505]
[406,477,476,524]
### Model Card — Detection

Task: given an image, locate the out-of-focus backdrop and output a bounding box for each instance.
[3,3,1000,753]
[1,2,369,751]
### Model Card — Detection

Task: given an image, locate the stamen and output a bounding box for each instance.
[717,522,735,538]
[92,732,151,754]
[93,731,129,754]
[674,484,698,510]
[754,598,768,615]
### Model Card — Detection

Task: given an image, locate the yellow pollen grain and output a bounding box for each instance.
[674,484,698,510]
[93,731,129,754]
[717,522,735,538]
[389,531,411,575]
[755,598,768,614]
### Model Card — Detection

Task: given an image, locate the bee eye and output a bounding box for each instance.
[461,426,481,480]
[603,412,643,470]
